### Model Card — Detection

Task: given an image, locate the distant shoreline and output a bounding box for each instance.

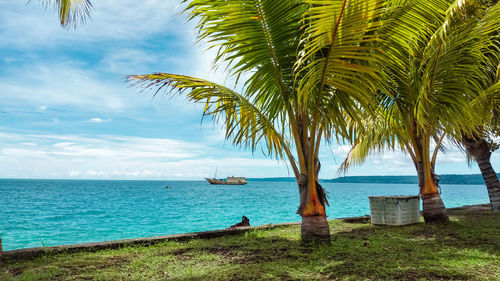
[0,174,495,184]
[326,174,498,185]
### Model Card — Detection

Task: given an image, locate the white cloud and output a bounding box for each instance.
[0,63,127,111]
[53,142,74,147]
[20,142,37,146]
[0,132,291,179]
[89,117,112,123]
[86,170,107,177]
[81,1,183,40]
[100,49,158,75]
[3,57,15,63]
[2,148,49,158]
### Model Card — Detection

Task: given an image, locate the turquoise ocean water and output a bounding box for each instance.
[0,179,490,250]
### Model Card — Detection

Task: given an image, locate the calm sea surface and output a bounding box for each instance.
[0,179,490,250]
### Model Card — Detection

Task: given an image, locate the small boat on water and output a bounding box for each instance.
[205,176,247,185]
[205,168,247,185]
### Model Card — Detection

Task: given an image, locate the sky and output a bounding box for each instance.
[0,0,497,180]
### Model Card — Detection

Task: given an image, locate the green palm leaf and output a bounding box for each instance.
[296,0,389,109]
[128,73,299,176]
[183,0,306,106]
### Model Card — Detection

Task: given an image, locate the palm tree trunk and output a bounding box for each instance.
[417,161,449,222]
[297,174,330,242]
[463,135,500,211]
[301,215,330,242]
[476,155,500,211]
[408,122,447,222]
[414,133,449,223]
[422,193,448,222]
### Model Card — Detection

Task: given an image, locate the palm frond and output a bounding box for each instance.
[339,107,402,173]
[128,73,297,169]
[296,0,387,109]
[416,0,500,132]
[381,0,452,91]
[182,0,306,106]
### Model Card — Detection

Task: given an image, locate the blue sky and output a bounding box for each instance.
[0,0,497,180]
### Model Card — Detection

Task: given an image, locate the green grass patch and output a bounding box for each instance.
[1,209,499,280]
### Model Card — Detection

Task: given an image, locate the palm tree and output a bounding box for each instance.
[461,89,500,211]
[341,0,500,222]
[462,130,500,211]
[129,0,397,241]
[459,2,500,210]
[41,0,92,27]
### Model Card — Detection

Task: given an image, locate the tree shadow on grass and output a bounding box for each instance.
[162,211,499,280]
[318,210,499,280]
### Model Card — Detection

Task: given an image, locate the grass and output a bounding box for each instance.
[1,208,499,280]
